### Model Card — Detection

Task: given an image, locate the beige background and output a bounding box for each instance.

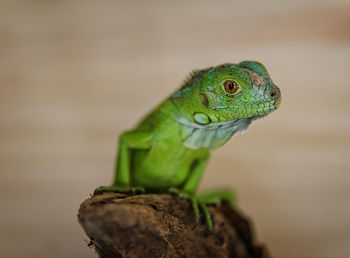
[1,1,350,257]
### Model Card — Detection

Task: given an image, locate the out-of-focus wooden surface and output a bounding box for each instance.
[0,1,349,257]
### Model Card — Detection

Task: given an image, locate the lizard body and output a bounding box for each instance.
[96,61,281,229]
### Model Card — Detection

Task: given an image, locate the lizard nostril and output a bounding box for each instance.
[270,91,277,98]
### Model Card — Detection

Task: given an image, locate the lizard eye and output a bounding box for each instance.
[223,80,240,95]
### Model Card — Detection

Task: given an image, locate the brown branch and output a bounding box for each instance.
[78,192,271,258]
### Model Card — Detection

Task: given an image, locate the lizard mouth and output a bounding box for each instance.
[252,102,280,120]
[253,101,279,113]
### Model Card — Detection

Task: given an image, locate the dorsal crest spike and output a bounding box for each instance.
[180,67,212,90]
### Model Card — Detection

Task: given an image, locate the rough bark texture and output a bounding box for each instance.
[78,192,271,258]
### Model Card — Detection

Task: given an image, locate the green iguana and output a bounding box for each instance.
[95,61,281,229]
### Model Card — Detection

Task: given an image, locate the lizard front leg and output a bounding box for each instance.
[169,152,214,228]
[94,129,153,195]
[170,151,235,230]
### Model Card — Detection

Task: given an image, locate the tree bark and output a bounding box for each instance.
[78,192,271,258]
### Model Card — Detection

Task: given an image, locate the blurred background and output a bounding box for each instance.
[1,0,349,257]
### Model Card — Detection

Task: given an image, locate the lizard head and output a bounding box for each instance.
[172,61,281,126]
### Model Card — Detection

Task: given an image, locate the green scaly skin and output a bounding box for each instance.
[95,61,281,230]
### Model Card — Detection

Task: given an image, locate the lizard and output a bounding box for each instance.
[95,61,281,230]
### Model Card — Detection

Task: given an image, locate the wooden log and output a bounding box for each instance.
[78,192,270,258]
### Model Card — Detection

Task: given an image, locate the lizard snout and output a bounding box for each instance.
[270,86,281,106]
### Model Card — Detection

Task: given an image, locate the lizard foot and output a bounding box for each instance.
[169,187,236,230]
[168,187,211,230]
[94,184,145,195]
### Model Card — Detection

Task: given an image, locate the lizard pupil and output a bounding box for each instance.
[228,82,234,90]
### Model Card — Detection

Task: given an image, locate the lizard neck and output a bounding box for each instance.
[159,98,253,150]
[176,114,252,150]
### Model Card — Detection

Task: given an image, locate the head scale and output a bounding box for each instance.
[172,61,281,125]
